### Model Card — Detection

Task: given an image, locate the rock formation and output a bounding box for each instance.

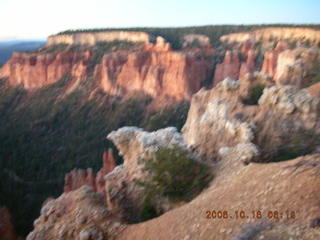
[220,27,320,44]
[274,47,320,86]
[0,36,213,102]
[261,41,289,77]
[63,149,116,194]
[213,50,241,85]
[47,31,152,46]
[105,127,193,221]
[0,50,90,89]
[182,34,211,48]
[307,82,320,98]
[94,48,213,100]
[239,49,256,78]
[26,186,125,240]
[183,77,320,163]
[96,149,117,194]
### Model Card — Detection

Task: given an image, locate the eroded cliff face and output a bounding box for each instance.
[47,31,151,46]
[275,47,320,86]
[0,50,90,89]
[0,38,213,102]
[216,29,320,88]
[220,27,320,44]
[95,49,212,100]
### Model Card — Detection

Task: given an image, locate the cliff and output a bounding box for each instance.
[220,27,320,44]
[47,31,151,46]
[0,37,213,101]
[95,49,212,100]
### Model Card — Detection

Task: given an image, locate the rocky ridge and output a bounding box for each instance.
[47,31,151,46]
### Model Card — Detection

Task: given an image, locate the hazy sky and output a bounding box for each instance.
[1,0,319,40]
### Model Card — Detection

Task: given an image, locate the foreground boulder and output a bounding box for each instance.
[105,127,194,222]
[26,186,124,240]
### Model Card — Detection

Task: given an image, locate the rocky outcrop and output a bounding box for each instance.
[0,50,89,89]
[182,77,259,162]
[0,42,212,102]
[105,127,192,221]
[274,47,320,86]
[261,41,289,77]
[182,34,211,48]
[95,48,213,100]
[26,186,125,240]
[239,49,256,78]
[307,82,320,98]
[63,149,116,194]
[0,207,18,240]
[47,31,151,46]
[96,149,117,194]
[213,50,240,85]
[183,77,320,164]
[63,168,96,193]
[221,27,320,44]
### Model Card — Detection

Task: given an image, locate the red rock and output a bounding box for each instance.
[63,149,116,194]
[95,49,212,100]
[213,50,241,85]
[0,50,90,89]
[0,44,212,102]
[96,149,117,194]
[261,41,289,77]
[239,49,256,78]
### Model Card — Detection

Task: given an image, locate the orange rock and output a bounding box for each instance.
[63,149,116,194]
[96,149,117,194]
[261,41,289,77]
[213,50,240,85]
[0,47,212,102]
[95,49,212,100]
[0,50,90,89]
[239,49,256,78]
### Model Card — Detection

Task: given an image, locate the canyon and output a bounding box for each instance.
[0,26,320,240]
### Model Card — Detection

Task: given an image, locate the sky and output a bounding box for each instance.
[0,0,319,40]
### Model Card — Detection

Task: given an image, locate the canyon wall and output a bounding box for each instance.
[95,49,212,100]
[0,37,212,101]
[221,27,320,44]
[47,31,151,46]
[0,51,90,89]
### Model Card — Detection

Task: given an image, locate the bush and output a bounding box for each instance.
[137,145,212,206]
[243,84,266,105]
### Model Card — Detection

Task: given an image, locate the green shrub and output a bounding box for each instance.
[243,84,266,105]
[137,146,212,205]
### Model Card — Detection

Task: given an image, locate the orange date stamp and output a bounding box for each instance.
[205,210,296,220]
